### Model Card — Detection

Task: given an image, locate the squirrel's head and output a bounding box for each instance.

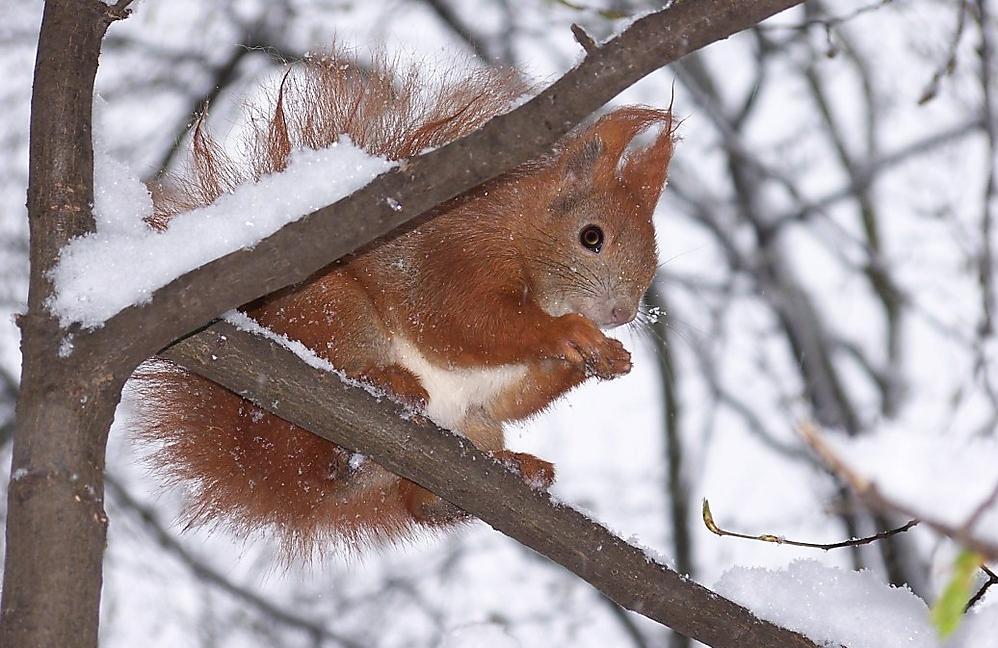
[522,107,674,329]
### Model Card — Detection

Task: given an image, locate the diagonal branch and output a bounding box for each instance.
[161,320,824,648]
[89,0,808,370]
[801,425,998,561]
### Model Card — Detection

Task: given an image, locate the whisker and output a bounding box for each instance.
[656,244,708,270]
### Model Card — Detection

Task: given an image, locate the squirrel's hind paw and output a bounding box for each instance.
[492,450,556,491]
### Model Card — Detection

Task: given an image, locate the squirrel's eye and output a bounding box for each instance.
[579,225,604,253]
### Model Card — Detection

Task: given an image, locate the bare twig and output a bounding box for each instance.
[800,424,998,560]
[919,0,970,105]
[966,564,998,611]
[646,283,693,648]
[962,481,998,535]
[571,23,599,54]
[703,499,919,551]
[759,0,893,31]
[973,0,997,338]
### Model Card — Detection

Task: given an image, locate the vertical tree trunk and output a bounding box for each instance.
[647,284,693,648]
[0,2,126,646]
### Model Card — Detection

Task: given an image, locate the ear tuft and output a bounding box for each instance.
[564,137,604,183]
[552,106,675,207]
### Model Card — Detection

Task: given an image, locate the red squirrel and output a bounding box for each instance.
[134,50,675,556]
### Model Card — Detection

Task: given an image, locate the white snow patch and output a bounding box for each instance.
[57,335,74,358]
[716,559,938,648]
[49,131,394,328]
[947,602,998,648]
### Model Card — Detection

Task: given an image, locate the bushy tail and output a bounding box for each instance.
[152,47,533,227]
[130,360,432,558]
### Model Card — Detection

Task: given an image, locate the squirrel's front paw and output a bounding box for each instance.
[543,314,632,379]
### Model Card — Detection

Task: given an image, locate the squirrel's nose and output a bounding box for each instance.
[609,303,637,326]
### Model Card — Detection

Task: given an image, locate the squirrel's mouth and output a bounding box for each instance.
[542,296,638,329]
[582,301,638,330]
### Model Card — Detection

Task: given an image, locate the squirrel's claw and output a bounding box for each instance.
[544,314,632,380]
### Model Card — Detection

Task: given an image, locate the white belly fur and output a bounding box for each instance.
[391,337,527,431]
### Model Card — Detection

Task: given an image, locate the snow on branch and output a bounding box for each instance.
[161,319,823,648]
[50,135,392,328]
[86,0,809,366]
[716,559,998,648]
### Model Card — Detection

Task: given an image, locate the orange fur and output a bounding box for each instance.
[132,48,676,558]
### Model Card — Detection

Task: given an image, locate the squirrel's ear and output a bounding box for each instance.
[561,137,605,186]
[553,107,675,207]
[618,116,674,211]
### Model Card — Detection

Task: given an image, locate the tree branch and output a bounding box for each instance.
[91,0,809,370]
[160,320,825,648]
[801,424,998,561]
[1,2,129,646]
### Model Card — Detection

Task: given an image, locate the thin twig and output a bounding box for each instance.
[965,565,998,611]
[759,0,893,31]
[919,0,970,105]
[973,0,997,338]
[702,499,919,550]
[800,423,998,560]
[571,23,599,54]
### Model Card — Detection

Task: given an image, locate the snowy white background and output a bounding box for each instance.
[2,1,998,647]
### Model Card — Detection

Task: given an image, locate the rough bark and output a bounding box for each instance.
[0,2,132,647]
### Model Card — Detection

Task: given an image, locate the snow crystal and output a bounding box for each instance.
[348,452,367,470]
[57,334,74,358]
[625,534,673,567]
[49,124,394,328]
[716,559,938,648]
